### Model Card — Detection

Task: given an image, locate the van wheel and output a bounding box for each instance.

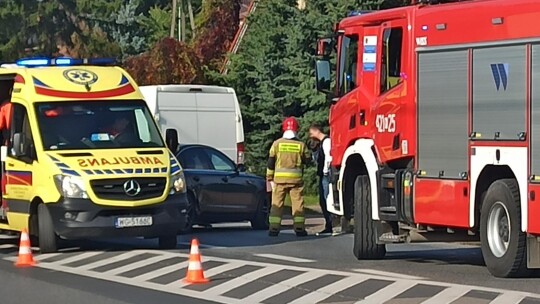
[251,197,269,230]
[353,176,386,259]
[38,204,58,254]
[158,235,177,249]
[480,179,528,278]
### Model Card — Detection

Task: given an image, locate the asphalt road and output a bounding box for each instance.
[0,218,539,304]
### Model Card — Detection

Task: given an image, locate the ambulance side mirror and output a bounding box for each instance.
[165,128,179,153]
[12,133,25,157]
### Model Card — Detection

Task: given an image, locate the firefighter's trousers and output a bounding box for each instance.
[269,183,305,232]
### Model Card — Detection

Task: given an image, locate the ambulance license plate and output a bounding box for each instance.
[115,216,153,228]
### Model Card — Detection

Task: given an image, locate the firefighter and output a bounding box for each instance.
[267,117,311,237]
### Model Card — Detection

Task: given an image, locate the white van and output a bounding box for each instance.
[139,85,245,163]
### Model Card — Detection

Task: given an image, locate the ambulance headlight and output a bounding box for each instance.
[170,172,186,194]
[54,175,88,199]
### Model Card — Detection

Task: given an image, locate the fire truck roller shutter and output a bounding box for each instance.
[417,50,468,179]
[472,45,526,141]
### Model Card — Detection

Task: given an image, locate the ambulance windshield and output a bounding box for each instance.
[35,100,165,150]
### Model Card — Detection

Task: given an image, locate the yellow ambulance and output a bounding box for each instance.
[0,58,188,253]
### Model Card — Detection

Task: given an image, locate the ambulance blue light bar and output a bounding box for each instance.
[347,10,373,17]
[15,57,117,67]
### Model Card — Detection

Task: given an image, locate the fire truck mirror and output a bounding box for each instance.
[316,38,333,57]
[315,60,332,94]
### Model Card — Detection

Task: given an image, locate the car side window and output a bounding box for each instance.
[178,148,212,170]
[10,103,36,161]
[204,148,235,171]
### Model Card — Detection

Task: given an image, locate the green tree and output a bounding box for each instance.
[220,0,407,193]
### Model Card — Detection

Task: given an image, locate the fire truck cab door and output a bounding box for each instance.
[373,19,408,162]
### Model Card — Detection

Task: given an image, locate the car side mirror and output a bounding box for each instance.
[12,133,25,157]
[165,128,179,153]
[236,163,247,173]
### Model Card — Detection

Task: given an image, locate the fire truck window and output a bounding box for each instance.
[338,35,359,96]
[381,27,403,94]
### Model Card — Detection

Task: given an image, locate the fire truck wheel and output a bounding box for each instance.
[480,179,527,278]
[37,204,58,254]
[353,175,386,260]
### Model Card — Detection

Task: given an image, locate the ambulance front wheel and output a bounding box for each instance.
[480,179,528,278]
[352,175,386,260]
[38,204,59,254]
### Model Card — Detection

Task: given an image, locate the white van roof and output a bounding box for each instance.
[142,84,236,94]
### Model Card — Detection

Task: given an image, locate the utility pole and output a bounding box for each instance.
[170,0,177,37]
[187,0,196,36]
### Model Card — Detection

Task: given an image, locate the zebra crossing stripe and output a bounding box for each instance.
[419,286,472,304]
[355,280,418,304]
[6,250,540,304]
[287,276,368,304]
[240,271,324,303]
[489,292,527,304]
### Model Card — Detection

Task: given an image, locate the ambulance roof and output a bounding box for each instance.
[0,58,143,104]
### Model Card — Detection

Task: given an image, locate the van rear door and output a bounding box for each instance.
[156,90,199,144]
[194,92,237,161]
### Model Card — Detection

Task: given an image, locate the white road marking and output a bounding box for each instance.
[254,253,315,263]
[75,251,144,271]
[287,276,369,304]
[241,271,324,303]
[4,249,540,304]
[105,254,167,276]
[203,266,284,296]
[489,292,527,304]
[353,268,425,280]
[356,280,418,304]
[131,261,189,282]
[420,286,471,304]
[42,251,104,265]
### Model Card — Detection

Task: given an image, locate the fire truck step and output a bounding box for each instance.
[379,206,397,213]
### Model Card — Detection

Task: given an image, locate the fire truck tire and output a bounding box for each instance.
[480,179,528,278]
[353,175,386,260]
[37,204,58,254]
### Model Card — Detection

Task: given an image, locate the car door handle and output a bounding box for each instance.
[222,177,229,182]
[193,176,200,182]
[246,180,253,185]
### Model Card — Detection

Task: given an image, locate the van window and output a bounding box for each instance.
[35,100,164,150]
[10,103,36,159]
[338,35,359,96]
[380,27,403,94]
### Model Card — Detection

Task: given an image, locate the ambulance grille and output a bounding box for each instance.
[90,177,167,201]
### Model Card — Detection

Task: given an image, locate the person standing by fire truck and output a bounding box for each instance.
[309,124,333,235]
[267,117,310,237]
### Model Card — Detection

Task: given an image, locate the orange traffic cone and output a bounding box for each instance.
[15,228,36,268]
[184,238,209,284]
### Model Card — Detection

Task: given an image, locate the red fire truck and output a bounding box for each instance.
[315,0,540,277]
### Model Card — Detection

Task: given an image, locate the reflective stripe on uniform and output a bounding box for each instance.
[274,168,302,178]
[293,216,305,223]
[278,143,301,153]
[269,216,281,224]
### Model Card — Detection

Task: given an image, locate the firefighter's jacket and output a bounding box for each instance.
[266,137,310,184]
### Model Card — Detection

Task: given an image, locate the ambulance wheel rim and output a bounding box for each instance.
[487,201,510,258]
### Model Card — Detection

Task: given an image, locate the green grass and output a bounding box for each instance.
[284,194,319,206]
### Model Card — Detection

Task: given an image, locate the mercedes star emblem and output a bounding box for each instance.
[123,179,141,197]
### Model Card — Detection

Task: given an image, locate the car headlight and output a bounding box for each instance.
[54,175,88,199]
[170,172,186,194]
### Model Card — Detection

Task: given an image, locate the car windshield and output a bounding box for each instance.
[35,100,164,150]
